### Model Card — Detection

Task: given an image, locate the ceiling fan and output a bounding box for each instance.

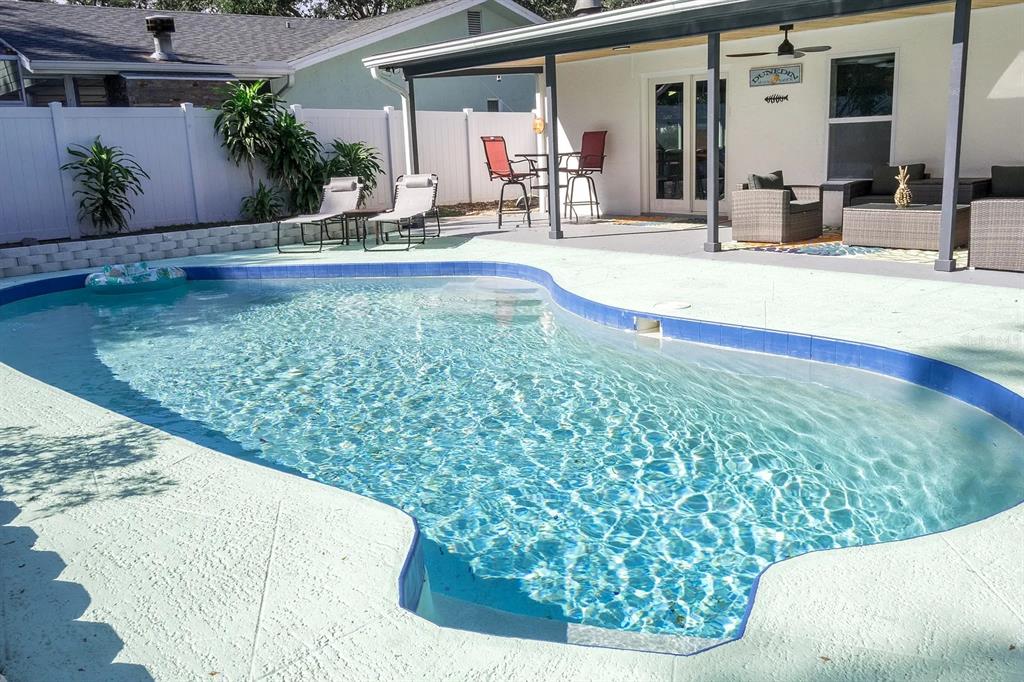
[726,24,832,59]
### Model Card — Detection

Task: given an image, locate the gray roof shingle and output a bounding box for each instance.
[0,0,469,68]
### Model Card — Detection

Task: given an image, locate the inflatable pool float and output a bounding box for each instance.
[85,262,187,294]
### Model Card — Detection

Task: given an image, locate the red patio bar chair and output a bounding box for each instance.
[563,130,607,221]
[481,136,538,229]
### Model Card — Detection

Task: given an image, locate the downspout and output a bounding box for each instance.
[273,73,295,97]
[370,66,415,175]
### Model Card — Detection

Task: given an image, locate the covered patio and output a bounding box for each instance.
[363,0,1023,272]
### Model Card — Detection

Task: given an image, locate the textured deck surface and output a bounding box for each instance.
[1,219,1021,681]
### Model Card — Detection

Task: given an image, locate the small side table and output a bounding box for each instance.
[344,210,383,250]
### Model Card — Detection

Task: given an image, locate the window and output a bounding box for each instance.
[827,52,896,178]
[467,10,482,36]
[486,98,500,112]
[0,56,23,104]
[23,77,67,107]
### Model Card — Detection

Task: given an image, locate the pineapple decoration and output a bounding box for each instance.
[894,165,913,208]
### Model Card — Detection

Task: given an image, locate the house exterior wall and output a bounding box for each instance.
[556,4,1024,216]
[285,2,537,112]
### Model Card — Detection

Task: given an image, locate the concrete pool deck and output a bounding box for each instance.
[0,219,1021,680]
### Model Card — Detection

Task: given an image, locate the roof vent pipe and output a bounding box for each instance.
[145,15,177,61]
[572,0,604,16]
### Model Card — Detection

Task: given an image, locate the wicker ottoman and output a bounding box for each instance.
[842,203,970,250]
[968,198,1024,272]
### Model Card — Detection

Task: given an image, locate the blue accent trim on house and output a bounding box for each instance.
[3,260,1023,657]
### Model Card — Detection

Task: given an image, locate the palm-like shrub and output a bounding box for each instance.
[264,111,324,213]
[326,140,384,207]
[241,180,284,223]
[214,81,280,191]
[61,137,149,234]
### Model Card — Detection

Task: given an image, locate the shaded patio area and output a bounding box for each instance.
[414,215,1023,287]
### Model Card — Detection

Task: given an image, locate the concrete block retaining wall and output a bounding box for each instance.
[0,223,291,279]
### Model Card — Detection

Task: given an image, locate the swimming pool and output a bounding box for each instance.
[1,275,1021,645]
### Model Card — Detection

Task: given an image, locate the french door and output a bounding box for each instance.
[648,76,726,214]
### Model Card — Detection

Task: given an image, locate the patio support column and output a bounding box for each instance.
[704,32,722,253]
[405,76,421,174]
[544,54,563,240]
[935,0,971,272]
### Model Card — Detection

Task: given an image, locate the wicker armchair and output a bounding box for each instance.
[731,183,823,243]
[968,199,1024,272]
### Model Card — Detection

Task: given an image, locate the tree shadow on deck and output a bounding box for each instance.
[0,495,153,682]
[0,423,175,518]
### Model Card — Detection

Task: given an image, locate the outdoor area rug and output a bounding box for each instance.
[608,215,706,230]
[724,226,969,266]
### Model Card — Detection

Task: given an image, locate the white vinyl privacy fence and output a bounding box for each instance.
[0,103,536,245]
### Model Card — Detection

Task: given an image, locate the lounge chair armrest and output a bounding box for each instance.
[789,185,822,202]
[731,188,789,213]
[821,179,872,203]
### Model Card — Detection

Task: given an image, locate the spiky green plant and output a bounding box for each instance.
[241,180,284,223]
[61,137,149,234]
[263,111,324,213]
[326,140,383,206]
[214,81,280,192]
[325,140,384,207]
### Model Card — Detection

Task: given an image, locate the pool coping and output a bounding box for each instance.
[1,261,1021,658]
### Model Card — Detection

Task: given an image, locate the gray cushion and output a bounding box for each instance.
[749,170,799,200]
[789,200,821,215]
[990,166,1024,197]
[749,170,785,190]
[871,163,926,196]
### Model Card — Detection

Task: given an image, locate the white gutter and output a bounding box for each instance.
[20,58,294,79]
[369,66,416,175]
[363,0,736,69]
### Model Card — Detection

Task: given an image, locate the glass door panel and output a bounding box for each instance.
[653,82,686,210]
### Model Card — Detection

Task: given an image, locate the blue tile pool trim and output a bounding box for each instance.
[2,261,1023,657]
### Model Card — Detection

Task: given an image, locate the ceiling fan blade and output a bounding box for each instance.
[797,45,832,52]
[789,51,806,59]
[725,51,774,58]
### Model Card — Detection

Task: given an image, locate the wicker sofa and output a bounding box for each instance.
[732,171,822,243]
[969,166,1024,272]
[820,163,925,226]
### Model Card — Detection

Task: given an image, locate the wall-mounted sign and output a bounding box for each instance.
[749,65,802,87]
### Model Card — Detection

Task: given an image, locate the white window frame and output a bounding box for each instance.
[824,48,900,179]
[0,54,26,106]
[638,65,733,215]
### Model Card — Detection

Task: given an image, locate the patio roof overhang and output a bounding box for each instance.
[365,0,994,272]
[364,0,966,76]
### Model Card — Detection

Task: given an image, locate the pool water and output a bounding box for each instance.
[1,277,1021,641]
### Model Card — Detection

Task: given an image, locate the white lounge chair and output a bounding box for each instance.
[362,174,441,251]
[276,176,362,253]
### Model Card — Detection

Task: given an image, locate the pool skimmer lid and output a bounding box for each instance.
[652,301,692,313]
